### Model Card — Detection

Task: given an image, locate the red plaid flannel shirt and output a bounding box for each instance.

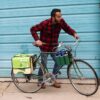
[30,18,76,52]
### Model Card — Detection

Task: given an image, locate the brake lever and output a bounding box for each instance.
[58,42,63,48]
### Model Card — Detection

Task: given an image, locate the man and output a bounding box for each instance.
[30,8,79,89]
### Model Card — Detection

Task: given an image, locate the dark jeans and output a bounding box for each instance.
[38,52,59,82]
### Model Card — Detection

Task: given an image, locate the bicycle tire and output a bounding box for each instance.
[11,62,44,93]
[68,59,99,96]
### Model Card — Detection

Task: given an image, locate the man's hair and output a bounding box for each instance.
[51,8,61,17]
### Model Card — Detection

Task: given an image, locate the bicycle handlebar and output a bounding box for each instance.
[58,39,79,48]
[33,39,80,51]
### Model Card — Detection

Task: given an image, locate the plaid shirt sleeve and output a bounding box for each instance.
[61,19,76,36]
[30,22,44,41]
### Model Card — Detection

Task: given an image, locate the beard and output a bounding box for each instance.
[55,19,60,23]
[54,18,60,24]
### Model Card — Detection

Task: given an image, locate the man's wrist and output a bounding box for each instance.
[73,33,79,39]
[36,39,40,42]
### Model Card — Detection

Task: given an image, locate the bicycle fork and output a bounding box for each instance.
[72,60,84,79]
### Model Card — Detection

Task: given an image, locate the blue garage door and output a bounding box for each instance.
[0,0,100,77]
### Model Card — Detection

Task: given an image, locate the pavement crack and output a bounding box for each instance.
[0,81,11,97]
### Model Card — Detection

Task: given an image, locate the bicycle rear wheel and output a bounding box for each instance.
[11,62,44,93]
[68,59,99,96]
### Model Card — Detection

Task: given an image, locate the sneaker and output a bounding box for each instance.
[52,81,61,88]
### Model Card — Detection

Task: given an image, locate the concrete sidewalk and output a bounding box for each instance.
[0,79,100,100]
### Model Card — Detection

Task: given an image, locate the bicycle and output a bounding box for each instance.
[11,39,99,96]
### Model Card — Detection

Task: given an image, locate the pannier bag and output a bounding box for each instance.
[12,54,37,74]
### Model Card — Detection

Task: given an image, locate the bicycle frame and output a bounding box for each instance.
[32,39,80,78]
[32,38,95,81]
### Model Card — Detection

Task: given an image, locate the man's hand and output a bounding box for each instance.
[33,40,43,47]
[73,33,79,39]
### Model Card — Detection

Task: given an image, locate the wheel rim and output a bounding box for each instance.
[11,62,44,93]
[68,60,99,96]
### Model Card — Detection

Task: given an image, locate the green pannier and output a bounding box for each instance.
[55,54,70,66]
[12,54,37,74]
[55,50,70,66]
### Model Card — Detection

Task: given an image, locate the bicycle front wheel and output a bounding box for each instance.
[68,59,99,96]
[11,62,44,93]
